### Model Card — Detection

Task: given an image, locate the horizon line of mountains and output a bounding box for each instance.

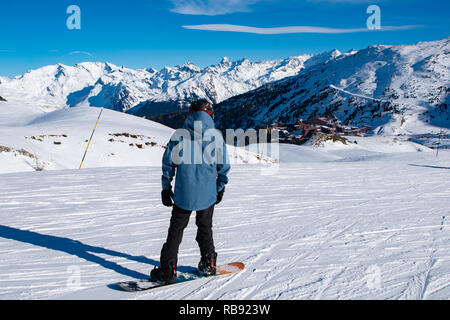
[0,37,449,135]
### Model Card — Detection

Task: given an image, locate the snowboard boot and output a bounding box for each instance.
[150,262,177,284]
[198,252,217,276]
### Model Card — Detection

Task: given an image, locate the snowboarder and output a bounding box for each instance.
[150,99,230,284]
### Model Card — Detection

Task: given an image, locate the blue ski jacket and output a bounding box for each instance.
[161,111,230,211]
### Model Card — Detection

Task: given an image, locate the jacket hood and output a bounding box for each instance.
[182,111,215,135]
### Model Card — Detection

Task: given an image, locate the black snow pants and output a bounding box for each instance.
[160,204,215,269]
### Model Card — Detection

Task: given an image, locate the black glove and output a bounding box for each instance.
[216,188,225,205]
[161,189,174,207]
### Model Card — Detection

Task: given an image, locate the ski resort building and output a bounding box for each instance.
[268,116,372,145]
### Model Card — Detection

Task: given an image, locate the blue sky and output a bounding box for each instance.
[0,0,448,77]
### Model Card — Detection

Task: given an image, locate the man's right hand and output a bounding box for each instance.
[161,189,174,207]
[215,187,225,205]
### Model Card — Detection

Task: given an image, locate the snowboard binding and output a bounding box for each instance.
[198,252,217,276]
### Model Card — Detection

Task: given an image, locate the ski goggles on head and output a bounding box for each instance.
[190,101,214,118]
[190,108,214,118]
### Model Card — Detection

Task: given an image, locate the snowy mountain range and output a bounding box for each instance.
[214,38,450,136]
[0,38,448,136]
[0,51,343,118]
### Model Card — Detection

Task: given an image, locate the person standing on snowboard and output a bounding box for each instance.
[150,99,230,284]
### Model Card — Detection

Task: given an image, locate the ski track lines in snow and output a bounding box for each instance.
[0,157,450,300]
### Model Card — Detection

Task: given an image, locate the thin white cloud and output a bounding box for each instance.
[307,0,382,3]
[69,51,93,57]
[170,0,262,15]
[182,24,420,34]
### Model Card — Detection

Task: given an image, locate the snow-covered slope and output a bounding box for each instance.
[0,107,172,173]
[0,105,273,174]
[215,37,450,135]
[1,152,449,300]
[273,135,431,163]
[0,53,335,117]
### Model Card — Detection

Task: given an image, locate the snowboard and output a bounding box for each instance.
[115,262,245,292]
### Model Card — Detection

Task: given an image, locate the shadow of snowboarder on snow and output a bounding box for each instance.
[0,225,197,280]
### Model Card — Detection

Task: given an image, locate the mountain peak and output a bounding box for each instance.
[303,49,342,68]
[238,58,250,65]
[180,62,201,72]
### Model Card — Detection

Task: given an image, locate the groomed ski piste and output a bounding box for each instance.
[0,105,449,300]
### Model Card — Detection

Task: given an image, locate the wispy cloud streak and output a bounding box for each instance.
[170,0,261,15]
[182,24,420,34]
[69,51,93,57]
